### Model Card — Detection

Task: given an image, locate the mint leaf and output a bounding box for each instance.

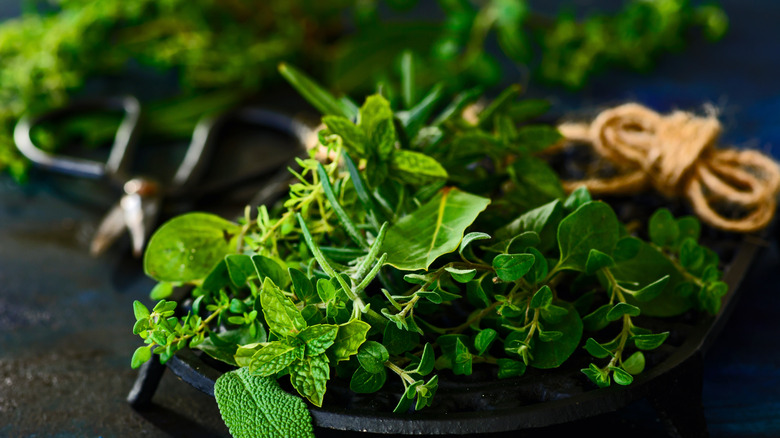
[289,353,330,407]
[215,368,314,438]
[322,115,367,157]
[299,324,339,357]
[261,277,307,336]
[249,342,297,377]
[390,150,448,185]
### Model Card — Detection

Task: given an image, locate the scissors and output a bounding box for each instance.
[14,95,311,257]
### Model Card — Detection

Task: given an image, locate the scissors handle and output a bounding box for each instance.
[13,96,141,181]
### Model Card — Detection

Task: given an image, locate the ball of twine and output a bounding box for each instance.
[555,103,780,233]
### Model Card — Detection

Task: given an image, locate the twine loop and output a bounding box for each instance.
[557,103,780,233]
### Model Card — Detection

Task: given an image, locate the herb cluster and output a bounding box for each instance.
[131,65,727,436]
[1,0,725,179]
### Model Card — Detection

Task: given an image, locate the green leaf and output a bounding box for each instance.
[606,303,641,321]
[630,275,670,302]
[679,238,705,270]
[556,202,620,272]
[225,254,256,287]
[445,267,477,283]
[613,236,642,262]
[610,366,634,385]
[133,300,150,321]
[330,320,371,362]
[253,255,289,289]
[648,208,679,248]
[144,213,240,283]
[299,324,339,357]
[323,115,367,157]
[149,282,174,300]
[585,249,614,275]
[357,341,389,374]
[676,216,701,244]
[383,323,420,355]
[529,302,583,369]
[452,338,473,375]
[131,345,152,369]
[360,94,394,138]
[507,157,566,213]
[584,338,613,359]
[581,363,610,388]
[632,332,669,350]
[249,342,297,377]
[514,125,562,153]
[279,63,355,119]
[289,268,317,304]
[497,358,526,379]
[261,277,306,336]
[214,368,314,438]
[612,241,691,317]
[202,259,231,293]
[478,84,521,127]
[474,328,498,356]
[563,186,592,212]
[524,247,549,285]
[316,278,339,304]
[493,253,535,282]
[400,83,444,140]
[529,286,552,310]
[540,304,569,324]
[412,343,435,376]
[289,353,330,407]
[538,330,563,342]
[459,232,491,256]
[389,150,449,185]
[381,188,491,270]
[350,367,387,393]
[496,199,562,252]
[622,351,646,375]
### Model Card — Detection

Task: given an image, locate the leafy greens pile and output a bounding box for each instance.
[1,0,726,179]
[130,65,728,437]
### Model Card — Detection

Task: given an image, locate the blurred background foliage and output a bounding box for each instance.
[0,0,728,180]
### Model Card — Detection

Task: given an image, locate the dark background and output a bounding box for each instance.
[1,1,779,437]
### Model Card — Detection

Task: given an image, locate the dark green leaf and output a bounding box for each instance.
[452,338,472,375]
[144,213,240,283]
[540,304,569,324]
[538,330,563,342]
[530,285,553,309]
[676,216,701,244]
[648,208,679,248]
[413,343,435,376]
[585,249,615,275]
[202,259,230,293]
[225,254,255,287]
[584,337,613,359]
[630,275,670,302]
[632,332,669,350]
[557,202,620,272]
[524,247,549,285]
[445,267,477,283]
[581,363,610,388]
[563,186,592,212]
[515,125,562,153]
[507,157,566,213]
[497,199,562,252]
[478,84,521,127]
[613,237,642,262]
[497,358,526,379]
[214,368,314,438]
[383,323,420,355]
[459,232,491,256]
[493,253,535,282]
[253,255,289,289]
[530,302,583,369]
[507,99,550,121]
[350,367,387,393]
[279,63,355,119]
[357,341,389,373]
[610,366,634,385]
[474,328,498,356]
[317,278,338,303]
[289,268,317,304]
[606,303,641,321]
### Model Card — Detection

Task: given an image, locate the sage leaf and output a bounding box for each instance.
[381,188,490,270]
[144,213,240,283]
[214,368,314,438]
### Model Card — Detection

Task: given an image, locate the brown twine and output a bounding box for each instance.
[555,103,780,233]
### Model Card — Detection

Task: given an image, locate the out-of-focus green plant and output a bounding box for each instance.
[0,0,727,180]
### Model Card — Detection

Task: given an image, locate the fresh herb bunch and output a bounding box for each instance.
[0,0,726,179]
[130,65,727,437]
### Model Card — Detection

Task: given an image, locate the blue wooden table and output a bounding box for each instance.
[0,1,778,437]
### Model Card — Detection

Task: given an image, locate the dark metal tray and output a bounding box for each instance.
[128,192,764,437]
